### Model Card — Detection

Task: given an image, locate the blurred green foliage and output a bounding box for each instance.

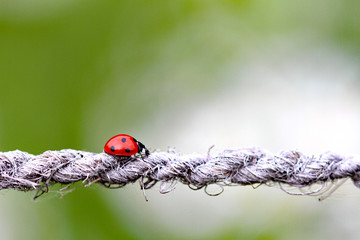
[0,0,360,239]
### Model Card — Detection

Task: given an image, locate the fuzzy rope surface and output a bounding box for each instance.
[1,148,360,198]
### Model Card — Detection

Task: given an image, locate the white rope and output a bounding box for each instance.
[1,148,359,199]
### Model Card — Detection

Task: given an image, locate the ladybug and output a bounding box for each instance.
[104,134,150,157]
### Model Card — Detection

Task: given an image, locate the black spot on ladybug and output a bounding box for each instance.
[125,148,131,153]
[122,138,126,143]
[110,146,115,152]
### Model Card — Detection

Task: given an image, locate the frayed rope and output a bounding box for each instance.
[1,148,360,200]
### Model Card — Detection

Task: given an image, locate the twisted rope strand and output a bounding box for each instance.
[1,148,360,198]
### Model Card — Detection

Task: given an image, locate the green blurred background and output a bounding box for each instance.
[1,0,360,239]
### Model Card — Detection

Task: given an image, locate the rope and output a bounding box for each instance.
[1,148,359,200]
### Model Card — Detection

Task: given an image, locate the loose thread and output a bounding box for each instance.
[0,148,359,199]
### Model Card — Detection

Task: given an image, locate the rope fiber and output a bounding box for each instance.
[1,148,360,200]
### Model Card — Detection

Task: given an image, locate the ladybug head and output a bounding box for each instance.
[137,141,150,157]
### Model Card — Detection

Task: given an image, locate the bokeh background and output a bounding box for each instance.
[1,0,360,239]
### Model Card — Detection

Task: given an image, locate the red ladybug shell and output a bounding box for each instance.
[104,134,139,156]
